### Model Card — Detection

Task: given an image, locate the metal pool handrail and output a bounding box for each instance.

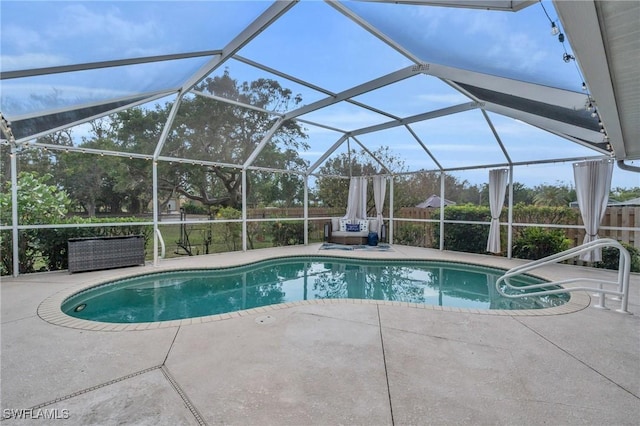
[156,228,166,259]
[496,238,631,314]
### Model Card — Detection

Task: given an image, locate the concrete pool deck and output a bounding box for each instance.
[1,244,638,425]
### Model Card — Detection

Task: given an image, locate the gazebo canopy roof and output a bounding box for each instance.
[1,0,638,177]
[416,195,456,208]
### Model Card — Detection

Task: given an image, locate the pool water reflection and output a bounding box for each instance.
[62,257,569,323]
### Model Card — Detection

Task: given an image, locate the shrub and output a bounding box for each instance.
[432,205,491,253]
[512,203,579,225]
[216,207,242,250]
[512,227,571,260]
[594,242,640,273]
[181,202,210,215]
[0,172,71,275]
[271,221,305,246]
[395,223,428,247]
[1,217,153,276]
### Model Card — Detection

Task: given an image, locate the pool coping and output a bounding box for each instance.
[37,252,592,331]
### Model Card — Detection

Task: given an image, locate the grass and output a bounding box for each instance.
[154,220,326,260]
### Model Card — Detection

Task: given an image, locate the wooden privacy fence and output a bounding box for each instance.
[246,207,337,219]
[593,206,639,249]
[240,206,638,249]
[396,206,639,249]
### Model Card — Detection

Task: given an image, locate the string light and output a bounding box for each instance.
[541,0,610,146]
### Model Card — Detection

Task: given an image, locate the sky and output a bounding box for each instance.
[1,0,638,189]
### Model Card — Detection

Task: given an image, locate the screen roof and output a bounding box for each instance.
[1,0,637,175]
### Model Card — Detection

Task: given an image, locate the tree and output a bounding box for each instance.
[158,69,309,209]
[317,146,405,211]
[532,183,575,206]
[508,182,535,205]
[394,171,481,208]
[0,172,71,274]
[610,187,640,203]
[55,138,137,216]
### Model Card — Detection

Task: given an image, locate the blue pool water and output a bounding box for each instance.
[62,257,569,323]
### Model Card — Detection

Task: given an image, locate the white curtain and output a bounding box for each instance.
[573,159,614,262]
[486,169,509,253]
[343,177,367,220]
[373,175,386,233]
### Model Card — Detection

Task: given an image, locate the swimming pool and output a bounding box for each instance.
[61,257,570,323]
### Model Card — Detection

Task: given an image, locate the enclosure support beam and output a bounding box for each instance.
[351,136,391,174]
[152,98,183,267]
[307,134,349,175]
[304,176,309,245]
[405,124,443,171]
[180,1,296,94]
[507,165,514,259]
[152,161,159,266]
[351,102,479,137]
[242,170,248,252]
[243,117,285,169]
[11,145,19,277]
[389,177,394,244]
[439,172,446,251]
[481,110,512,164]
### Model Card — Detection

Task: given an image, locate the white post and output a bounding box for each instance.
[507,165,514,259]
[439,171,445,251]
[389,176,394,244]
[304,175,309,245]
[11,145,19,277]
[152,160,159,266]
[242,169,247,252]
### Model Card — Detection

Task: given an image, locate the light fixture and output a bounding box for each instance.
[551,22,559,35]
[582,82,587,91]
[558,33,565,43]
[586,102,593,111]
[591,109,598,118]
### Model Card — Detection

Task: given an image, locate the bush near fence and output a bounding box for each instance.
[4,205,636,275]
[1,217,152,275]
[397,205,639,250]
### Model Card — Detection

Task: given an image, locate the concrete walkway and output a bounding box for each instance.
[1,245,638,425]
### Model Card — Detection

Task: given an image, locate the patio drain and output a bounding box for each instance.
[255,315,276,325]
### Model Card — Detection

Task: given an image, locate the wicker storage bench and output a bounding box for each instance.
[68,235,145,273]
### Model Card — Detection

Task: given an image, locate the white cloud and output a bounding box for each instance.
[389,143,429,152]
[460,10,509,37]
[54,4,161,41]
[37,4,167,59]
[492,119,536,136]
[0,53,67,71]
[416,93,469,105]
[2,24,45,51]
[300,108,387,130]
[299,150,328,158]
[1,83,134,117]
[427,143,503,153]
